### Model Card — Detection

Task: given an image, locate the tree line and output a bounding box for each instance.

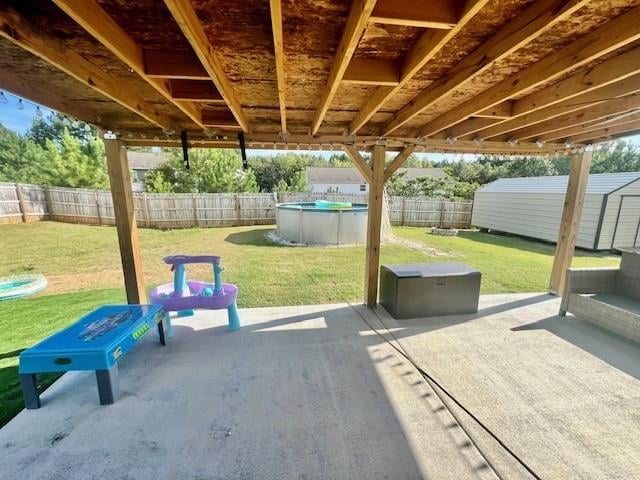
[2,114,640,200]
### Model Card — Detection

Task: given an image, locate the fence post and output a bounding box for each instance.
[235,194,241,226]
[14,183,27,223]
[439,200,446,228]
[43,185,53,221]
[95,190,102,225]
[142,193,150,228]
[192,193,199,227]
[400,197,406,226]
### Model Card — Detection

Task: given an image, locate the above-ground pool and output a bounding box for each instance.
[276,201,368,245]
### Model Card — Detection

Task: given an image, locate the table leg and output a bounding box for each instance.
[157,319,166,346]
[227,301,240,332]
[96,364,119,405]
[20,373,41,409]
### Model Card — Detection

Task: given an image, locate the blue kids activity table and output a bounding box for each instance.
[19,304,170,408]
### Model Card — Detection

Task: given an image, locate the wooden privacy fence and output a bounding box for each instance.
[0,182,472,229]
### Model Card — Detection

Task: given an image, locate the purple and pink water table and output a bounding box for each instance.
[150,255,240,332]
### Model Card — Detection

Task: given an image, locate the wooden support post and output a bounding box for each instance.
[104,138,146,304]
[364,143,386,307]
[549,150,593,295]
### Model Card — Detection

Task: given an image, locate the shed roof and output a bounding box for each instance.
[478,172,640,195]
[1,1,640,152]
[126,151,167,170]
[306,167,447,184]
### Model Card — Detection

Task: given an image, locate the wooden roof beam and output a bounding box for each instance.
[568,115,640,143]
[349,0,490,135]
[432,117,496,140]
[0,71,100,126]
[311,0,377,135]
[513,94,640,142]
[269,0,287,133]
[589,128,640,145]
[53,0,204,129]
[382,0,590,136]
[143,50,209,80]
[343,59,400,86]
[474,102,513,119]
[0,5,174,130]
[163,0,249,132]
[481,47,640,141]
[369,0,458,30]
[543,114,640,143]
[470,73,640,140]
[416,5,640,138]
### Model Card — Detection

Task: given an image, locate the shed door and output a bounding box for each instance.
[612,196,640,249]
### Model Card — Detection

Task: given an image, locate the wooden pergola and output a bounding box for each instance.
[2,0,639,306]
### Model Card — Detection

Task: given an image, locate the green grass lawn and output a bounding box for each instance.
[0,221,620,427]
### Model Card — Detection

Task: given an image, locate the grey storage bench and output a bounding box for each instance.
[380,263,481,319]
[560,251,640,343]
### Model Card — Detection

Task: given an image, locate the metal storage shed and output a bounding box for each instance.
[472,172,640,251]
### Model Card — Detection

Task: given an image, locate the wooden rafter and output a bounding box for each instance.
[369,0,458,29]
[382,0,590,136]
[0,5,173,130]
[343,145,373,183]
[384,145,417,182]
[349,0,489,135]
[474,103,513,119]
[434,117,496,140]
[311,0,377,135]
[512,95,640,141]
[513,47,640,118]
[416,5,640,138]
[590,128,640,144]
[163,0,249,132]
[543,113,640,142]
[0,71,99,126]
[269,0,287,133]
[52,0,204,129]
[481,47,640,141]
[567,115,640,143]
[470,73,640,140]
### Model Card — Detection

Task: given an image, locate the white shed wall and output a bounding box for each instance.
[309,183,368,194]
[598,179,640,249]
[471,192,603,249]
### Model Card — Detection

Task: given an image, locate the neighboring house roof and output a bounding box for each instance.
[127,151,167,170]
[306,167,448,184]
[478,172,640,195]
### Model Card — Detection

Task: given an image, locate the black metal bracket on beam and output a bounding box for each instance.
[238,132,248,169]
[181,130,189,170]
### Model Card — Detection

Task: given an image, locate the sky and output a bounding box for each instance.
[1,91,639,162]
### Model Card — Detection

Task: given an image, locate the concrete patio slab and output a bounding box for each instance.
[1,294,639,479]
